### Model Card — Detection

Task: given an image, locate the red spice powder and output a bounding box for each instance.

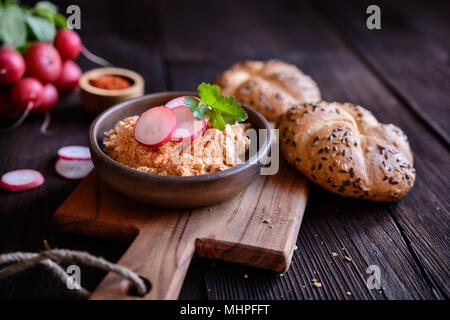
[90,75,131,90]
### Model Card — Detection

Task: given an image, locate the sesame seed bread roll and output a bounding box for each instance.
[277,101,415,201]
[214,60,321,121]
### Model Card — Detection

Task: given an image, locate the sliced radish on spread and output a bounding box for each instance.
[171,105,206,142]
[1,169,44,191]
[57,145,91,161]
[55,159,94,180]
[134,106,176,148]
[165,96,197,109]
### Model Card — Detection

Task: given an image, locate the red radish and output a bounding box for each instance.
[10,77,43,110]
[54,29,82,60]
[25,43,62,83]
[32,83,59,113]
[171,105,206,142]
[0,90,22,119]
[58,146,91,161]
[1,169,44,191]
[165,96,198,109]
[0,48,26,85]
[55,159,94,180]
[134,106,177,148]
[54,60,81,95]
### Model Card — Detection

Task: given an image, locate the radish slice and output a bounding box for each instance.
[58,145,91,160]
[1,169,44,191]
[171,105,206,142]
[165,96,197,109]
[134,106,176,148]
[55,159,94,180]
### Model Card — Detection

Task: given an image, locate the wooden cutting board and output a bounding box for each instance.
[53,159,309,300]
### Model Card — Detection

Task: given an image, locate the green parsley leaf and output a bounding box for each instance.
[186,82,247,131]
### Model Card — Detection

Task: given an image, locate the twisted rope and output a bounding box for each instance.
[0,248,147,297]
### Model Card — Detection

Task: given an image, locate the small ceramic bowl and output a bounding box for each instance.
[79,67,145,114]
[89,91,271,208]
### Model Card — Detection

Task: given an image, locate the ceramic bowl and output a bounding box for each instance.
[89,91,271,208]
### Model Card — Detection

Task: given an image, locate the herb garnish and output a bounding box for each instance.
[0,1,67,52]
[184,82,248,131]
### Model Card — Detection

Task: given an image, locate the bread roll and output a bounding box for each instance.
[214,60,321,121]
[278,101,415,201]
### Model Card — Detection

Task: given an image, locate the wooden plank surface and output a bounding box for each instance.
[314,0,450,144]
[53,160,308,299]
[0,0,448,300]
[160,0,449,299]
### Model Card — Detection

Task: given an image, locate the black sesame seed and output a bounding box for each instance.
[329,166,333,172]
[349,168,355,177]
[318,163,322,170]
[322,157,328,161]
[389,177,398,185]
[383,176,388,181]
[318,148,324,154]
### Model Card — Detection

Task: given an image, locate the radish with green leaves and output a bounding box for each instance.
[0,48,26,85]
[0,90,22,119]
[54,60,81,95]
[24,43,62,83]
[10,77,43,110]
[33,83,59,113]
[54,29,81,60]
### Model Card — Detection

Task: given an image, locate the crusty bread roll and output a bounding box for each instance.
[277,101,415,201]
[214,60,321,121]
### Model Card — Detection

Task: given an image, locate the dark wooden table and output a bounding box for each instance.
[1,0,448,300]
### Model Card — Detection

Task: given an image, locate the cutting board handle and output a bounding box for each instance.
[89,222,196,300]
